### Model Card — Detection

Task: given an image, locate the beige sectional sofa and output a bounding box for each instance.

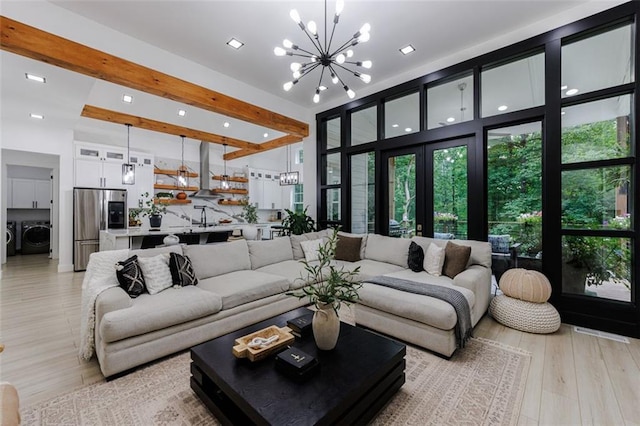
[81,230,492,377]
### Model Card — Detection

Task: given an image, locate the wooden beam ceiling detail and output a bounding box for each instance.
[224,135,302,160]
[1,16,309,141]
[81,105,262,152]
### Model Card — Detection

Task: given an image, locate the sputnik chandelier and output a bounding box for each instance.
[274,0,372,103]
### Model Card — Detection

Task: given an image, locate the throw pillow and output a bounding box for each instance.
[335,235,362,262]
[424,243,445,276]
[137,253,173,295]
[115,255,146,298]
[407,241,424,272]
[442,241,472,279]
[168,252,198,287]
[300,238,324,262]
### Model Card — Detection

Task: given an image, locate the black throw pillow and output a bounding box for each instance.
[169,252,198,286]
[115,255,146,298]
[407,241,424,272]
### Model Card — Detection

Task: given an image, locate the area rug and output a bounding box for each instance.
[22,337,530,426]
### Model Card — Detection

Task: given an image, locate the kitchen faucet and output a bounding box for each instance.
[194,205,207,227]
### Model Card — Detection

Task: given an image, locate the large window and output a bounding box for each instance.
[351,105,377,146]
[385,92,419,138]
[350,152,376,233]
[427,74,473,130]
[487,122,543,269]
[433,146,468,239]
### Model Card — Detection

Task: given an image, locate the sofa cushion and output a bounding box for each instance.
[337,231,367,260]
[424,243,445,276]
[411,236,491,269]
[184,239,251,280]
[443,241,472,278]
[197,270,291,310]
[137,254,173,295]
[335,234,363,262]
[115,255,146,298]
[407,241,424,272]
[364,234,411,268]
[301,238,324,262]
[290,230,330,260]
[169,252,198,287]
[256,260,313,289]
[247,238,294,269]
[99,286,222,343]
[351,259,406,282]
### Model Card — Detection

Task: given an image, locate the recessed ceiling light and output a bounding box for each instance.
[223,122,230,128]
[122,94,133,103]
[498,105,508,111]
[565,88,579,96]
[227,38,244,49]
[30,113,44,119]
[392,124,399,128]
[263,133,269,138]
[560,85,568,90]
[178,109,186,117]
[25,73,46,83]
[405,127,412,132]
[400,45,415,55]
[446,117,455,123]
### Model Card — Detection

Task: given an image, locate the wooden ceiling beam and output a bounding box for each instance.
[224,135,302,160]
[1,16,309,139]
[81,105,261,151]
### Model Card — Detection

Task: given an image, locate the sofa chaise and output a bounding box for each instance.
[79,230,492,377]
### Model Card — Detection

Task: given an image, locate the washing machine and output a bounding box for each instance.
[21,220,50,255]
[6,221,16,256]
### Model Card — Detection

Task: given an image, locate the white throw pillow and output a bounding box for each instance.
[300,238,324,262]
[137,253,173,294]
[424,243,445,276]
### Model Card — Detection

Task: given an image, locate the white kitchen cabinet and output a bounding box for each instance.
[126,151,154,209]
[10,178,51,209]
[74,142,127,189]
[248,169,283,210]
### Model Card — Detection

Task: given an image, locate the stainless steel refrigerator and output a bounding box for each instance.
[73,187,127,271]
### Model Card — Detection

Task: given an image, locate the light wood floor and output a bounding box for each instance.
[1,255,639,424]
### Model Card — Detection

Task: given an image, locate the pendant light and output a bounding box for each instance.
[122,123,135,185]
[221,144,230,190]
[177,135,188,188]
[279,144,299,186]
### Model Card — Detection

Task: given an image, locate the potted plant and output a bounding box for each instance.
[282,206,316,235]
[140,192,167,229]
[240,198,258,224]
[128,208,143,227]
[287,228,361,350]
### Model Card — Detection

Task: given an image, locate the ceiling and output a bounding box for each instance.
[1,0,619,152]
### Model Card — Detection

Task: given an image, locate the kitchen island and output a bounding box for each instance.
[99,223,273,251]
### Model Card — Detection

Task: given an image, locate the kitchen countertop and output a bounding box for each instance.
[103,223,276,237]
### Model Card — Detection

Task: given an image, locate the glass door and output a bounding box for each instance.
[382,147,424,238]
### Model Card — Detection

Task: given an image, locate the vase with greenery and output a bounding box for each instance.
[282,206,316,235]
[140,192,167,228]
[240,198,258,224]
[287,228,361,350]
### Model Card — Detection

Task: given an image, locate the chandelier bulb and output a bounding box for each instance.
[360,60,372,69]
[356,73,371,83]
[360,23,371,34]
[346,49,354,58]
[308,20,317,36]
[292,70,301,79]
[289,9,301,24]
[336,53,346,64]
[283,39,294,49]
[331,73,339,84]
[335,0,345,16]
[290,62,302,72]
[313,91,320,104]
[283,81,294,91]
[274,47,287,56]
[344,86,355,99]
[358,32,370,43]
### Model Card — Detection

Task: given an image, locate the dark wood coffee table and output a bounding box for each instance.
[190,307,406,425]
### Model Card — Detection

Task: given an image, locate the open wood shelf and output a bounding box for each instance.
[154,198,192,205]
[154,184,199,191]
[154,168,198,178]
[218,199,244,206]
[212,188,248,195]
[212,174,248,183]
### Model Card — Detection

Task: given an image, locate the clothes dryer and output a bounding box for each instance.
[21,220,50,255]
[6,221,16,256]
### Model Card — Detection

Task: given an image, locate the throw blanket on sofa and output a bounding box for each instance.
[79,249,130,360]
[365,275,473,348]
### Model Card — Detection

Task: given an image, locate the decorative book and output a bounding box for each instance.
[275,347,319,380]
[286,313,314,337]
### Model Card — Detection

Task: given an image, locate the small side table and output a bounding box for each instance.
[270,225,285,239]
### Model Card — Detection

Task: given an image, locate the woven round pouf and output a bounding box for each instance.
[489,295,561,334]
[499,268,552,303]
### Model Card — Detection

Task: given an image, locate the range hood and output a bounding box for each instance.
[190,142,221,198]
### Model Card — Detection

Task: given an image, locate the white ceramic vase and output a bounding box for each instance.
[241,225,259,240]
[312,304,340,350]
